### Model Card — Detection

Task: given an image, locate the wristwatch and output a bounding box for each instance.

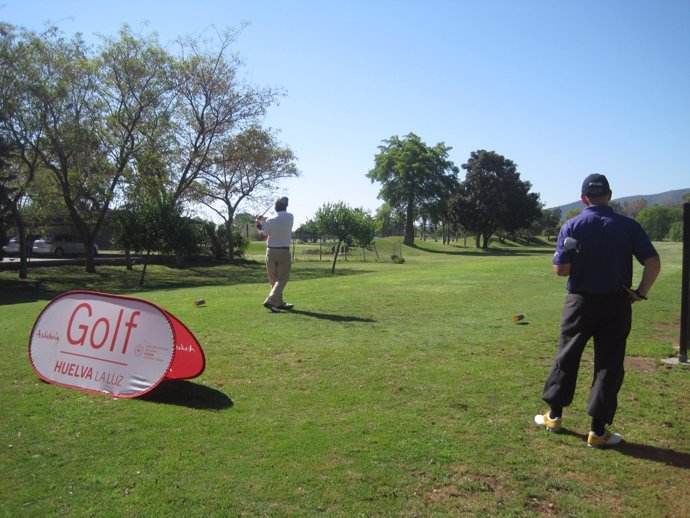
[634,289,648,300]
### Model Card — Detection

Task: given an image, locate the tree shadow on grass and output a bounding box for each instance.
[562,428,690,468]
[0,262,374,306]
[137,380,233,411]
[288,308,376,323]
[411,244,553,257]
[0,279,58,306]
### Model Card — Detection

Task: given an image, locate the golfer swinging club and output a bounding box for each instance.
[534,174,661,448]
[257,196,294,313]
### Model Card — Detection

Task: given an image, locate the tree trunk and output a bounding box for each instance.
[84,244,96,273]
[226,211,236,263]
[330,239,342,274]
[11,206,29,279]
[139,250,151,286]
[482,233,491,249]
[404,197,415,246]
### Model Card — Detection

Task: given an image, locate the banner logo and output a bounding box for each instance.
[29,291,205,398]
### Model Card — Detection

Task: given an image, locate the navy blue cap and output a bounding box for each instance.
[581,174,611,197]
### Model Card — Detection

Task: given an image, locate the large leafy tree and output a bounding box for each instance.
[0,152,39,279]
[2,25,175,273]
[0,23,45,278]
[194,125,299,261]
[3,23,284,274]
[452,150,541,248]
[164,28,283,204]
[367,133,459,246]
[122,28,285,262]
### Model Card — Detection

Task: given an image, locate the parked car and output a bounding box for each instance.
[31,234,99,258]
[2,235,38,256]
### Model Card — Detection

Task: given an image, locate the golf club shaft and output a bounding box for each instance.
[256,202,273,230]
[259,203,273,218]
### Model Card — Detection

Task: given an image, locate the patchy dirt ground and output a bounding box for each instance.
[625,356,659,373]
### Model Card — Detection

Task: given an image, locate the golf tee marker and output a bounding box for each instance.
[29,290,205,398]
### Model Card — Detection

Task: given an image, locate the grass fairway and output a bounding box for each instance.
[1,238,688,517]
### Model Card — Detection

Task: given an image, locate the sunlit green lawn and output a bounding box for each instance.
[1,238,688,517]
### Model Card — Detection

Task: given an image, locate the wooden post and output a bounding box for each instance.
[679,202,689,362]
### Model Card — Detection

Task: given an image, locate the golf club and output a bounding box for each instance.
[256,202,273,230]
[259,203,273,218]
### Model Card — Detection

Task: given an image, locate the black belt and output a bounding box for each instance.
[268,246,290,249]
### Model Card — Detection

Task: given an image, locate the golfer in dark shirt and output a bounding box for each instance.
[535,174,661,448]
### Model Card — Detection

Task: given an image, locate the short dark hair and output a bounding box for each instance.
[275,196,289,211]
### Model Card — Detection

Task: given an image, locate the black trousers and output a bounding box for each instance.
[541,293,632,425]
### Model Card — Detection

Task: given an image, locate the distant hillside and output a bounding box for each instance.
[549,188,690,219]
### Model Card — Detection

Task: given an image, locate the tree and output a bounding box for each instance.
[564,207,582,220]
[609,201,625,215]
[367,133,459,246]
[314,202,375,273]
[540,208,561,240]
[2,25,176,273]
[112,204,145,270]
[0,143,36,278]
[0,136,14,262]
[451,150,541,248]
[163,28,283,205]
[524,207,561,241]
[419,195,453,242]
[202,220,228,260]
[158,213,205,268]
[622,198,647,218]
[294,219,320,243]
[194,125,299,260]
[202,221,249,261]
[3,23,294,275]
[112,197,162,283]
[233,212,261,241]
[113,193,204,284]
[350,209,377,260]
[374,203,405,237]
[668,221,683,242]
[0,23,44,278]
[636,205,683,241]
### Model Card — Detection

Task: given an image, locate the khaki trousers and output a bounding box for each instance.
[264,248,292,306]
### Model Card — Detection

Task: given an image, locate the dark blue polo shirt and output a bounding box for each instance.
[553,205,658,295]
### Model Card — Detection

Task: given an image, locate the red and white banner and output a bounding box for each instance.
[29,291,205,398]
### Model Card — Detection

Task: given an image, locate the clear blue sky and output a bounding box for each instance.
[3,0,689,226]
